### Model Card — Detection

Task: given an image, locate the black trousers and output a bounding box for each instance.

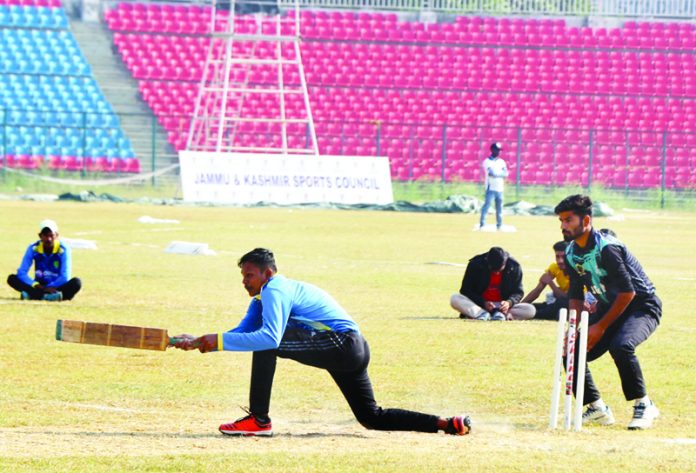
[7,274,82,301]
[570,298,661,403]
[249,328,439,432]
[533,297,567,321]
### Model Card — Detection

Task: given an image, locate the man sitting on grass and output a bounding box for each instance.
[7,219,81,302]
[450,247,535,321]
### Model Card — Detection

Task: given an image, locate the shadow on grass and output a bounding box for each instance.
[278,432,371,439]
[28,431,221,439]
[27,430,371,439]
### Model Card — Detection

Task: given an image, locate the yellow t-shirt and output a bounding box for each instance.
[546,262,569,293]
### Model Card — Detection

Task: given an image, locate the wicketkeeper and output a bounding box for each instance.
[556,195,661,430]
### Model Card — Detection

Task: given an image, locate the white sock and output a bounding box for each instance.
[591,399,606,410]
[634,395,650,406]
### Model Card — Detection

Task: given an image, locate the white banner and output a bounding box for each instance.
[179,152,394,205]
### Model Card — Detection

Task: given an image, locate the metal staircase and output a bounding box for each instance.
[69,19,176,171]
[187,0,318,155]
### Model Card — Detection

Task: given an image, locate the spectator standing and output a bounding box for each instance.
[479,142,508,230]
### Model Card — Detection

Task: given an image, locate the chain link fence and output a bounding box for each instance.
[2,112,695,207]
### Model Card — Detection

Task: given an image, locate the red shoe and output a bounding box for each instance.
[219,412,273,437]
[445,415,472,435]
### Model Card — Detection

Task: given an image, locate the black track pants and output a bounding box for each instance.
[249,329,439,432]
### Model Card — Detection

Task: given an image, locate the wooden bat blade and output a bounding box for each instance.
[56,320,171,351]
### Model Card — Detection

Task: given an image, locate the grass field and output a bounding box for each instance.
[1,199,695,472]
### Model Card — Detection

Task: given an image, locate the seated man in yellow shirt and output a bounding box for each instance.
[521,241,595,320]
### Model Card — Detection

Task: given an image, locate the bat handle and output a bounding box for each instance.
[167,337,200,349]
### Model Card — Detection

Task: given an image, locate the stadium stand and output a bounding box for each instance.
[105,3,696,187]
[0,0,139,173]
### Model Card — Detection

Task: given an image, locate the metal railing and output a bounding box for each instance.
[0,110,176,184]
[2,112,696,206]
[277,0,696,18]
[98,0,696,19]
[309,120,696,206]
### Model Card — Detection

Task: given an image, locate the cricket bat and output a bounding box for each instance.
[55,319,186,351]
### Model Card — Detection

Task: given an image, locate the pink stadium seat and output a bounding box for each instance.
[609,169,627,188]
[102,6,696,185]
[95,157,115,173]
[62,156,83,172]
[110,158,127,173]
[84,157,97,172]
[16,155,39,169]
[47,155,62,170]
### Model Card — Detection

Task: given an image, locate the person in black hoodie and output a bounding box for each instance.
[450,247,535,321]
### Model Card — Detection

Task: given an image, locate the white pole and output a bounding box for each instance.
[549,308,568,429]
[564,309,577,431]
[573,311,589,431]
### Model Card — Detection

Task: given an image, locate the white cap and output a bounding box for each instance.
[39,219,58,234]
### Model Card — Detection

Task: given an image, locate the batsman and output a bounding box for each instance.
[555,195,662,430]
[174,248,470,437]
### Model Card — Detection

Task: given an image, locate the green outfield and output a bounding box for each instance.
[1,200,695,472]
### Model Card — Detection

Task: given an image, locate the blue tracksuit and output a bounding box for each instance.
[17,240,71,288]
[223,274,440,432]
[221,274,359,351]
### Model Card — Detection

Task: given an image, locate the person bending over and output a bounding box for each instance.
[175,248,471,437]
[556,194,661,430]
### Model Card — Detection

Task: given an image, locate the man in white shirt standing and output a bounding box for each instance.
[479,142,508,230]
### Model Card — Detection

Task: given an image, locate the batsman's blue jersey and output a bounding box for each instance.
[220,275,360,351]
[565,229,659,318]
[17,240,71,288]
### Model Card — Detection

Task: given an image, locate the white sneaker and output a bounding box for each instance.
[582,404,615,426]
[627,400,659,430]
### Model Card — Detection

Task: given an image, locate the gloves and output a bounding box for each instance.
[196,333,219,353]
[172,333,219,353]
